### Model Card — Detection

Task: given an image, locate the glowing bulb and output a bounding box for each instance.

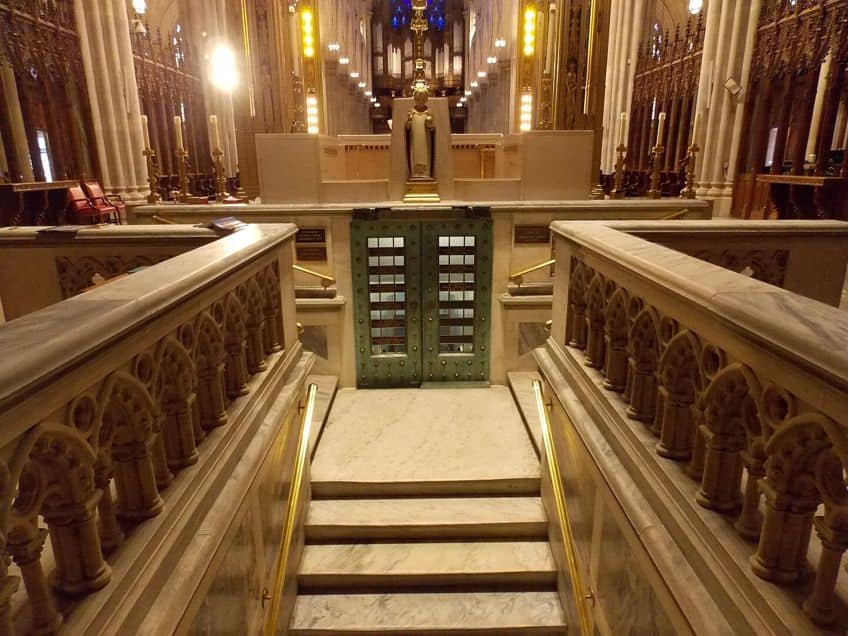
[133,0,147,14]
[470,80,479,88]
[495,38,506,48]
[350,71,360,79]
[209,43,238,92]
[339,57,350,65]
[301,10,315,58]
[477,71,487,78]
[487,56,497,64]
[519,91,533,131]
[523,8,536,57]
[358,82,367,88]
[365,90,372,96]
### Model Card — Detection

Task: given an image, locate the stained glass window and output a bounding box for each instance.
[390,0,447,32]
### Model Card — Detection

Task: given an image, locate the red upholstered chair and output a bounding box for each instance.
[66,186,112,225]
[82,181,123,224]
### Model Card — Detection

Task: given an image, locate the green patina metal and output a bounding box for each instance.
[351,213,492,388]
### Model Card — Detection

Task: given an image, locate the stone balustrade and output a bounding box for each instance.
[0,224,308,634]
[539,220,848,632]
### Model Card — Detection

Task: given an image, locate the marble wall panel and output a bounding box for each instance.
[595,506,677,635]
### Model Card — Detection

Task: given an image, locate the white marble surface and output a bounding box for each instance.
[289,592,567,632]
[310,387,540,491]
[305,496,547,540]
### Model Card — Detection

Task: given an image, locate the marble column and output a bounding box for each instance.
[600,0,645,173]
[0,66,34,181]
[74,0,148,201]
[695,0,761,217]
[805,53,832,163]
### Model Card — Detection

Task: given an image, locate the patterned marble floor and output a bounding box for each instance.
[311,386,540,486]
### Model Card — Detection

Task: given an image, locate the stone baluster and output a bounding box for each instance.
[687,421,707,480]
[7,525,62,634]
[695,426,744,511]
[112,442,164,521]
[657,390,697,459]
[150,414,174,490]
[751,480,817,583]
[44,492,112,596]
[161,396,200,469]
[224,299,250,399]
[734,454,764,540]
[0,569,19,636]
[803,517,848,625]
[94,464,124,552]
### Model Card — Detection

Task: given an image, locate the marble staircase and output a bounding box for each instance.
[289,492,567,634]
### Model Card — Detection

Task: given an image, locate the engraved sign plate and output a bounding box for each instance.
[296,246,328,261]
[514,225,551,244]
[296,228,326,243]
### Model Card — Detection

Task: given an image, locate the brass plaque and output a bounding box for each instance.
[296,228,326,243]
[514,225,550,244]
[296,246,328,261]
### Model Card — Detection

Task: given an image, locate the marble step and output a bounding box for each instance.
[289,591,567,635]
[311,477,541,498]
[297,541,557,590]
[305,497,548,540]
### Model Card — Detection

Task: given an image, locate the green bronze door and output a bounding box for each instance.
[352,215,492,388]
[420,218,492,383]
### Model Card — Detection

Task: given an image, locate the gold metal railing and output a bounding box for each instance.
[532,379,594,635]
[152,214,178,224]
[264,382,318,634]
[662,209,690,220]
[509,258,556,286]
[293,264,336,289]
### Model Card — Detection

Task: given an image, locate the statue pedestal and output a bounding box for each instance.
[404,179,440,203]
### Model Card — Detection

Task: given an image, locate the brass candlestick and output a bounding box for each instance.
[647,144,665,199]
[610,143,627,199]
[143,148,161,204]
[176,148,192,201]
[680,142,699,199]
[212,147,229,203]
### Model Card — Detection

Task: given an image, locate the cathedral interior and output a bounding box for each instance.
[1,0,848,634]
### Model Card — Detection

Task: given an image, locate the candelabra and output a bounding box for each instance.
[176,148,193,202]
[680,142,700,199]
[143,147,161,204]
[610,143,627,199]
[647,144,665,199]
[212,147,229,203]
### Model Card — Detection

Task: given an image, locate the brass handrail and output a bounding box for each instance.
[264,382,318,634]
[532,379,594,635]
[152,214,178,224]
[509,258,556,286]
[662,209,690,220]
[293,264,336,289]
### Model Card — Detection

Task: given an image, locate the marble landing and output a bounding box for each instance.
[288,591,567,635]
[310,386,540,496]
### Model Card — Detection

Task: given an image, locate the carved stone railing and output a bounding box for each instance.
[540,220,848,632]
[0,224,306,634]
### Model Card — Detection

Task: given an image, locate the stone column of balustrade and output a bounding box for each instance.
[694,0,761,217]
[74,0,149,201]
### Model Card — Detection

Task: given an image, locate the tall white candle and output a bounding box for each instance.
[174,115,184,151]
[691,112,702,146]
[656,112,666,146]
[140,114,151,150]
[618,112,627,146]
[209,114,221,150]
